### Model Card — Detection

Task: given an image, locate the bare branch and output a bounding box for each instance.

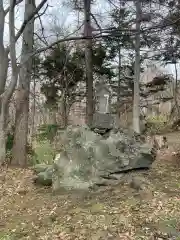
[34,3,48,20]
[9,0,16,72]
[19,11,180,67]
[15,0,47,42]
[0,0,5,51]
[34,32,49,46]
[3,0,19,103]
[4,0,23,16]
[32,33,108,56]
[35,5,49,46]
[33,35,95,56]
[90,13,102,33]
[122,73,134,80]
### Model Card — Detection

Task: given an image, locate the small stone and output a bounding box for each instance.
[129,176,145,191]
[16,188,28,195]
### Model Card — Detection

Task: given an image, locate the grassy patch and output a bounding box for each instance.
[0,234,13,240]
[31,140,55,165]
[146,115,170,134]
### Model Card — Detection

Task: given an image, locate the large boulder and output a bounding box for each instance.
[51,125,156,191]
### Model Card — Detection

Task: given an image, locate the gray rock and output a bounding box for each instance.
[33,165,53,186]
[129,176,146,191]
[32,164,52,174]
[92,112,114,130]
[51,126,156,191]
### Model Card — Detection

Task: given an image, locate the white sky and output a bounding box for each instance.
[3,0,179,79]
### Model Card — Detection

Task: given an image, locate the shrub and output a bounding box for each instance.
[6,127,36,165]
[36,124,60,142]
[145,115,169,134]
[6,131,14,152]
[31,140,55,165]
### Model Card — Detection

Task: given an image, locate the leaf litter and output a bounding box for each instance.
[1,150,180,239]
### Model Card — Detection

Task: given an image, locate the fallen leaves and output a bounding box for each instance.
[1,152,180,239]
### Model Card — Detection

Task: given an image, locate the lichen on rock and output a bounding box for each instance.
[49,126,156,191]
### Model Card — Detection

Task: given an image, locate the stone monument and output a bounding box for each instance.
[92,81,114,134]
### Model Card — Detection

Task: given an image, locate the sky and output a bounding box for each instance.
[3,0,180,79]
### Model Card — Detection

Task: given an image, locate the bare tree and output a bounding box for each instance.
[0,0,47,165]
[133,0,141,133]
[84,0,94,127]
[0,0,95,165]
[0,1,9,163]
[12,0,36,166]
[0,0,20,164]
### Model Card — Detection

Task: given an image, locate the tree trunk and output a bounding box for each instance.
[0,51,8,96]
[0,0,20,164]
[170,61,180,120]
[84,0,94,127]
[0,53,8,164]
[50,108,57,125]
[174,62,180,116]
[0,2,7,95]
[0,106,7,164]
[133,0,141,134]
[30,77,36,144]
[0,2,9,164]
[0,0,47,165]
[62,97,68,128]
[12,0,35,167]
[13,89,29,166]
[117,43,121,125]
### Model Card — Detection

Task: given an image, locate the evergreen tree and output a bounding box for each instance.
[37,42,115,125]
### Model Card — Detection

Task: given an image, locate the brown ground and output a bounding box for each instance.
[1,132,180,240]
[165,131,180,149]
